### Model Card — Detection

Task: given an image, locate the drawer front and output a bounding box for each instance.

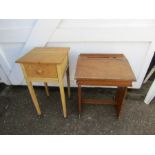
[24,64,57,78]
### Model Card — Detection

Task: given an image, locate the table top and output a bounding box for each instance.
[75,54,136,81]
[16,47,70,64]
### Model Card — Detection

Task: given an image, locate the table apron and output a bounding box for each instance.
[76,80,132,87]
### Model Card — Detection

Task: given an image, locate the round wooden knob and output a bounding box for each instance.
[36,69,43,74]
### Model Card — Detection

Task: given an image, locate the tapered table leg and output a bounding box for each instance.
[115,87,127,118]
[57,65,67,118]
[59,80,67,118]
[27,81,41,115]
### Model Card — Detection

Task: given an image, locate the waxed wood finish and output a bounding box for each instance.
[20,64,41,115]
[75,54,136,81]
[16,47,70,118]
[115,87,127,117]
[23,63,57,78]
[77,80,132,87]
[16,47,70,64]
[75,53,136,118]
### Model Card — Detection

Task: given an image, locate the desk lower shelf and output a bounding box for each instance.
[81,98,116,105]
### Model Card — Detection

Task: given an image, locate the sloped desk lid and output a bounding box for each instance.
[75,53,136,81]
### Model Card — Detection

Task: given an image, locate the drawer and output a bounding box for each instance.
[24,64,57,78]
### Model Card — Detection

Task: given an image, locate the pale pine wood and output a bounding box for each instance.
[26,81,42,115]
[16,47,70,64]
[23,63,57,78]
[61,55,68,77]
[57,65,67,118]
[27,77,59,83]
[44,82,50,96]
[16,47,70,118]
[59,82,67,118]
[21,64,41,115]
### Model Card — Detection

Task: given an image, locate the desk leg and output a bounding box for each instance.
[115,87,127,118]
[59,80,67,118]
[66,67,71,98]
[44,82,50,96]
[27,81,41,115]
[57,65,67,118]
[78,84,82,115]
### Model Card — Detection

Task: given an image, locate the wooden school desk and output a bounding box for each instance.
[75,53,136,118]
[16,47,70,118]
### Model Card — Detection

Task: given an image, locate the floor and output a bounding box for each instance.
[0,80,155,135]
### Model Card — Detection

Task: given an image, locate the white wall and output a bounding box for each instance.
[0,19,155,88]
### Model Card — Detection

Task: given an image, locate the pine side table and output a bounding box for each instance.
[75,53,136,118]
[16,47,70,118]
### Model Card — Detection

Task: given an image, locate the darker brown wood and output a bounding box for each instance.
[77,80,132,87]
[78,85,82,114]
[115,87,127,118]
[75,53,136,118]
[81,98,115,105]
[80,53,124,59]
[75,53,136,82]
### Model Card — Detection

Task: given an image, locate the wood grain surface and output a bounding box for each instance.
[75,53,136,81]
[16,47,70,64]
